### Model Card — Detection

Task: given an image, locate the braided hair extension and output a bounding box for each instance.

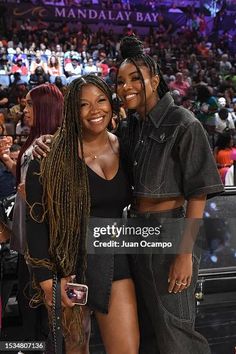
[42,74,113,275]
[26,74,114,344]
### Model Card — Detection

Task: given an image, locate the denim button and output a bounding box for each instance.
[134,161,138,166]
[160,133,166,141]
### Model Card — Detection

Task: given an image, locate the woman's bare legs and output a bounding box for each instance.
[95,279,139,354]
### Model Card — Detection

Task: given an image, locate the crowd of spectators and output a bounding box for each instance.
[0,7,236,184]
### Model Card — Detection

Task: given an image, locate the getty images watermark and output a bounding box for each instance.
[92,222,173,249]
[86,218,191,254]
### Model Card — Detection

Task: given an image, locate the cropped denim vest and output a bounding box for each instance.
[120,92,224,200]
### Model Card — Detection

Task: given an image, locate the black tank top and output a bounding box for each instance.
[87,160,131,218]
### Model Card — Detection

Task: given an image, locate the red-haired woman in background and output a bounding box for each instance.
[0,83,64,343]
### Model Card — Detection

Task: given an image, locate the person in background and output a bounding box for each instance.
[29,66,49,87]
[219,54,232,77]
[187,54,201,77]
[169,72,190,97]
[0,111,7,135]
[30,51,48,75]
[15,111,32,144]
[218,96,227,109]
[217,96,235,123]
[0,84,64,346]
[12,47,28,67]
[196,84,219,147]
[47,54,63,78]
[11,58,28,76]
[0,84,9,109]
[225,149,236,185]
[215,108,235,135]
[96,51,109,78]
[54,76,68,96]
[64,55,82,77]
[8,94,27,124]
[231,98,236,122]
[0,139,19,200]
[8,79,28,106]
[0,140,19,243]
[83,58,98,75]
[104,66,117,91]
[214,132,236,184]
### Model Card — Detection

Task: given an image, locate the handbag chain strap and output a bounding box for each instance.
[52,273,63,354]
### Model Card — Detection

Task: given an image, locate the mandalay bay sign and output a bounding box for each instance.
[10,5,161,26]
[55,8,159,23]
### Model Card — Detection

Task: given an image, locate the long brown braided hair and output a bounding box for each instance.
[40,74,113,277]
[26,74,114,342]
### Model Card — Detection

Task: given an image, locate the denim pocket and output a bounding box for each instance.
[138,127,179,194]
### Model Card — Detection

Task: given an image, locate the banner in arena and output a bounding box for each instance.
[6,4,235,31]
[8,4,186,27]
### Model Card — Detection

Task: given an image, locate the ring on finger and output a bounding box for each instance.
[175,280,182,286]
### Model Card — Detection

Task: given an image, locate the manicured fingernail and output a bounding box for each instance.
[46,147,50,152]
[43,153,46,157]
[168,290,172,293]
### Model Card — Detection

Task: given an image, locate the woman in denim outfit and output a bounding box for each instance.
[116,36,224,354]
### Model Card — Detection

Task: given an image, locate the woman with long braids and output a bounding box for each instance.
[25,75,139,354]
[116,36,224,354]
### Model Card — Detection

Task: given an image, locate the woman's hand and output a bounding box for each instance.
[0,136,11,163]
[40,276,75,308]
[168,254,192,294]
[33,134,53,159]
[168,195,205,294]
[0,136,16,175]
[0,222,11,243]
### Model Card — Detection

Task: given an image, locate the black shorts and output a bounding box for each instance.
[113,254,131,281]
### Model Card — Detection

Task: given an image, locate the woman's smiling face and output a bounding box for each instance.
[117,61,159,117]
[79,84,112,137]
